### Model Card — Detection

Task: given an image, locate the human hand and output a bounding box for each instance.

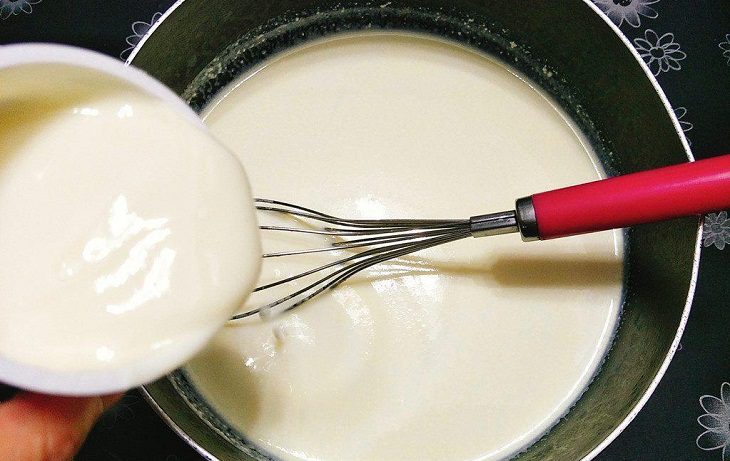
[0,389,121,461]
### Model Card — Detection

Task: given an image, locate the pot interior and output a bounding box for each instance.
[132,1,698,460]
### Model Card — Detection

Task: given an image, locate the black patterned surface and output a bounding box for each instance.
[1,1,728,460]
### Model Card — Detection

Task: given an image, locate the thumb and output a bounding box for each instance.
[0,391,122,461]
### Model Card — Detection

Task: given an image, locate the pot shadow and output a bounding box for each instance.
[344,254,623,289]
[466,255,622,288]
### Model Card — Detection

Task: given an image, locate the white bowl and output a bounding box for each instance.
[0,43,208,396]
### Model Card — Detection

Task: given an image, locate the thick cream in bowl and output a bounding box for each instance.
[184,34,624,461]
[0,45,261,395]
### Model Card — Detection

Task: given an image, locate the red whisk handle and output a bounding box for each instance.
[524,154,730,240]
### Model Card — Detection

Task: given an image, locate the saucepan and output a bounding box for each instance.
[128,1,699,459]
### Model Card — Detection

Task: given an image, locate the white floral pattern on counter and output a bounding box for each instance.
[592,0,659,28]
[120,12,163,60]
[703,212,730,250]
[673,107,694,134]
[697,382,730,460]
[0,0,40,19]
[720,34,730,65]
[673,106,693,145]
[634,29,687,76]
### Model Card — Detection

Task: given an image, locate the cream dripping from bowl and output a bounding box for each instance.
[0,45,261,395]
[186,33,624,461]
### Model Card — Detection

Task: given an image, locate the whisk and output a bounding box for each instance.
[233,154,730,320]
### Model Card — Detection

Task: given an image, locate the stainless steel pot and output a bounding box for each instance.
[129,1,700,459]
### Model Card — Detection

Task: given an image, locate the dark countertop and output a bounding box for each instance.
[1,1,728,460]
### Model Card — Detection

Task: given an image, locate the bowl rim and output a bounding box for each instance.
[129,1,702,459]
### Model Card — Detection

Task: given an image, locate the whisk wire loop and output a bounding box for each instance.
[231,199,474,320]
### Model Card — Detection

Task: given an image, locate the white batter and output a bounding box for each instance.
[189,34,623,461]
[0,65,261,378]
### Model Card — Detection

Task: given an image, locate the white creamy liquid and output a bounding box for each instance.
[189,34,623,461]
[0,64,261,381]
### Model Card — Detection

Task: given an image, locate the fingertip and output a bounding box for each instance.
[0,391,124,461]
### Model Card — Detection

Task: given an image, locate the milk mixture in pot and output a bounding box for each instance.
[187,34,623,461]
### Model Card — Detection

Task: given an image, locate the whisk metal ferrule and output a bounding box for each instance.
[468,196,539,240]
[468,211,519,237]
